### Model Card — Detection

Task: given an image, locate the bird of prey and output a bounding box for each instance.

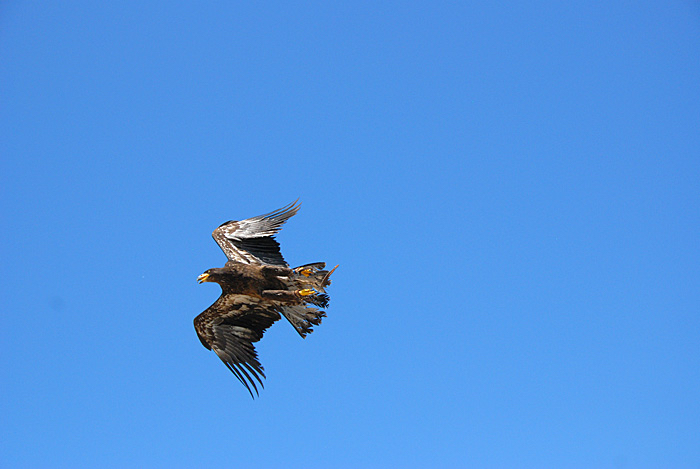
[194,201,337,397]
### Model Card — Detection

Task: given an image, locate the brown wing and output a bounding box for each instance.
[212,200,300,266]
[194,293,281,397]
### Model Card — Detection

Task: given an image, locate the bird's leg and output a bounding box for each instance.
[261,290,301,302]
[261,265,293,282]
[261,265,293,277]
[261,289,319,303]
[293,263,325,277]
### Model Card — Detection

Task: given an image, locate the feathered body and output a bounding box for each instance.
[193,201,337,397]
[204,263,287,297]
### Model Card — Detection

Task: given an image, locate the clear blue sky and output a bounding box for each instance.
[1,1,699,467]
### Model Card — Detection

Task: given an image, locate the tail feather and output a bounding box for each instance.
[279,263,338,337]
[306,292,329,309]
[278,305,327,338]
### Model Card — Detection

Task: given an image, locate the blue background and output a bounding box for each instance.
[2,1,699,467]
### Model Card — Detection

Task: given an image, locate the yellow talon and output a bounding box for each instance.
[297,289,315,297]
[300,268,313,277]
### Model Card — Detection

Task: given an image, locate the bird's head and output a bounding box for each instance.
[197,268,225,284]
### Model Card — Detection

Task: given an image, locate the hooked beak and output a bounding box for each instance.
[197,273,210,284]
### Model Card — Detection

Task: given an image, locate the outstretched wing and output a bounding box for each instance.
[194,294,282,397]
[212,200,300,266]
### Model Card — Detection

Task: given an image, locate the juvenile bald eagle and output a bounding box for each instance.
[194,201,337,397]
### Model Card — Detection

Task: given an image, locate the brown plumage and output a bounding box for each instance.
[194,201,337,397]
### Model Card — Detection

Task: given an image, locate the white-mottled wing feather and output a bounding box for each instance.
[212,200,300,266]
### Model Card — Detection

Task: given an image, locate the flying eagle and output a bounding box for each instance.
[194,201,337,397]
